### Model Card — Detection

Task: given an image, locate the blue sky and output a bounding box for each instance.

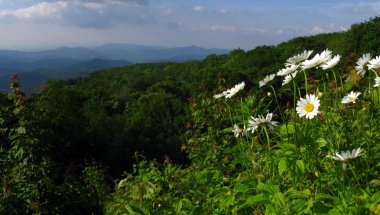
[0,0,378,50]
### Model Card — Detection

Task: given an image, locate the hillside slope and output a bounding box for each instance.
[0,16,379,214]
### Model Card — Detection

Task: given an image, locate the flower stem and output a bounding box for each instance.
[270,86,284,120]
[348,164,361,188]
[263,126,273,179]
[224,100,234,125]
[263,126,271,154]
[303,69,308,94]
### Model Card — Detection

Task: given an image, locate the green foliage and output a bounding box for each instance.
[0,75,55,214]
[2,16,380,213]
[104,17,380,212]
[0,77,111,214]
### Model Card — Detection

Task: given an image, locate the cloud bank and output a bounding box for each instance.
[0,0,377,50]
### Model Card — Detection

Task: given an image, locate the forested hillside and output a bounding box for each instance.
[1,17,380,214]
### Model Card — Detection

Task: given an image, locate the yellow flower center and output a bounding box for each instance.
[348,97,355,102]
[304,103,314,113]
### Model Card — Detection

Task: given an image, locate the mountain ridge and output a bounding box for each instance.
[0,44,230,92]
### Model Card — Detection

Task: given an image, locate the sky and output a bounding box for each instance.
[0,0,378,50]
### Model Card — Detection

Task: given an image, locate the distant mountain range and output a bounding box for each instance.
[0,44,230,92]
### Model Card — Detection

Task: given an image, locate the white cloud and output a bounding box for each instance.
[165,20,182,29]
[123,0,151,6]
[82,2,105,12]
[339,26,349,32]
[165,8,173,15]
[0,1,157,28]
[0,1,67,20]
[193,5,204,13]
[277,29,284,34]
[310,26,328,34]
[214,9,227,15]
[245,27,266,33]
[209,25,236,33]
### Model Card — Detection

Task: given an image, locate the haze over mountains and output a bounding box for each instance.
[0,44,229,92]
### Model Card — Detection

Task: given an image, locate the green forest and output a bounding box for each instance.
[1,17,380,214]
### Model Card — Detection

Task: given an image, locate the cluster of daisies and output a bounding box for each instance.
[213,50,380,169]
[256,50,380,122]
[355,53,380,87]
[259,49,341,87]
[259,50,380,88]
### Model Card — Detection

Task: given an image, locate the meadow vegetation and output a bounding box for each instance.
[1,17,380,214]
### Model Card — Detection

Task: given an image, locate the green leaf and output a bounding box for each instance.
[313,201,333,214]
[234,183,254,193]
[278,158,287,176]
[219,195,235,208]
[316,138,328,148]
[327,209,341,215]
[231,157,251,167]
[174,199,183,213]
[369,179,380,186]
[291,199,309,214]
[257,182,279,195]
[124,204,136,215]
[239,193,269,209]
[180,198,193,209]
[286,189,311,199]
[296,160,305,173]
[15,126,26,135]
[273,192,286,208]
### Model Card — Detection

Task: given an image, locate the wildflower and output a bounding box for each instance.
[118,178,128,189]
[317,92,323,98]
[277,64,299,76]
[341,91,361,104]
[225,82,245,98]
[285,50,313,66]
[282,71,298,86]
[368,55,380,70]
[321,55,341,70]
[296,94,320,119]
[330,148,364,169]
[355,53,371,77]
[247,113,278,133]
[232,124,247,137]
[301,49,332,70]
[213,91,227,99]
[259,74,276,88]
[374,77,380,87]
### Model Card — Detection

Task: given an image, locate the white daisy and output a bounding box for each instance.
[282,71,298,86]
[285,50,313,66]
[277,64,299,76]
[374,77,380,87]
[296,94,320,119]
[259,74,276,88]
[300,49,332,70]
[355,53,371,77]
[232,124,247,137]
[213,91,227,99]
[247,113,278,133]
[225,82,245,98]
[321,55,341,70]
[368,55,380,70]
[341,91,361,104]
[330,147,364,169]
